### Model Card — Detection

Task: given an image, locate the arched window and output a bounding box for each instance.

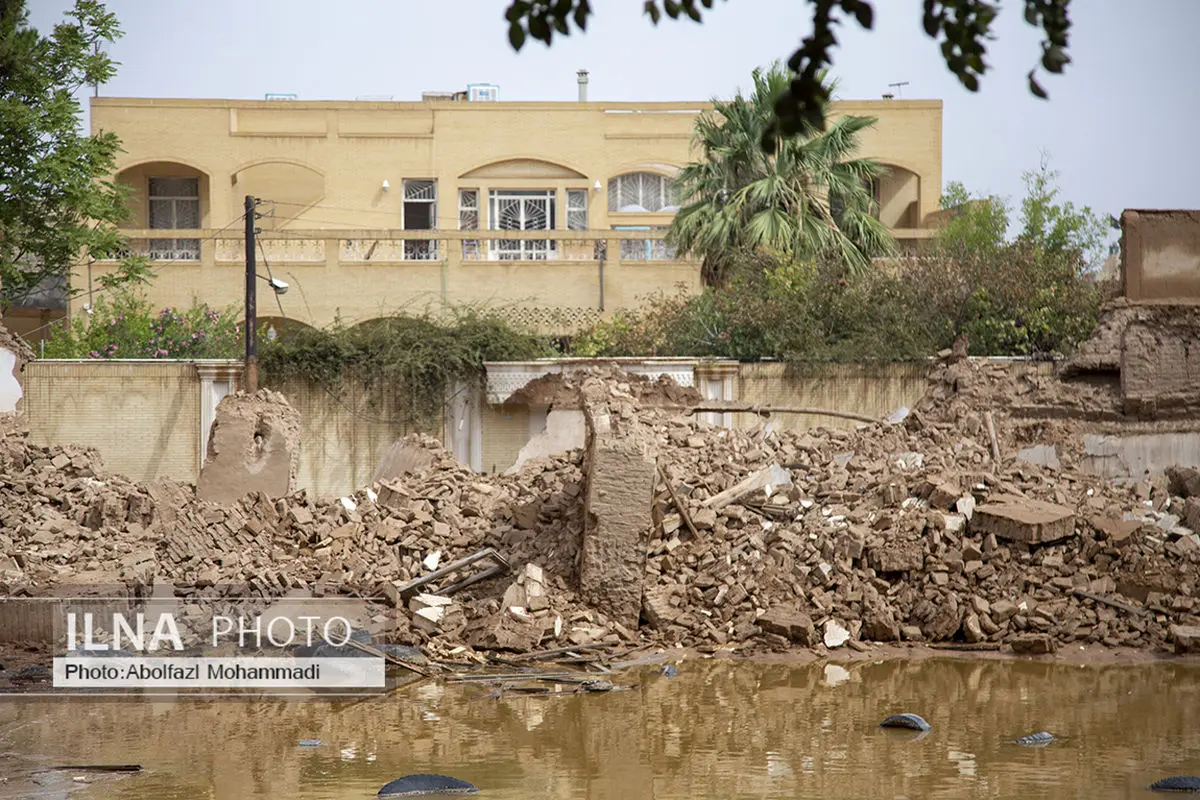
[608,172,678,213]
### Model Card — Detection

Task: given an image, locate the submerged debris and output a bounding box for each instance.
[880,714,931,732]
[1014,731,1055,746]
[377,774,479,798]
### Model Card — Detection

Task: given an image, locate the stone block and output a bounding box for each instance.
[757,607,816,646]
[869,540,924,573]
[642,588,679,629]
[1170,624,1200,655]
[970,497,1075,544]
[1010,633,1057,655]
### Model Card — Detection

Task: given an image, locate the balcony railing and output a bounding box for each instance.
[111,225,935,266]
[105,228,689,266]
[88,226,937,333]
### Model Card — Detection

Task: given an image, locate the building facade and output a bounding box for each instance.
[81,87,943,333]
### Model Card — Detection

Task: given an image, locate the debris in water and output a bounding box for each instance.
[880,713,931,732]
[1014,731,1055,746]
[377,773,479,797]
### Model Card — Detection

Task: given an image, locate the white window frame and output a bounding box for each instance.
[402,179,438,261]
[607,172,678,213]
[566,189,588,231]
[487,190,556,261]
[147,176,201,261]
[614,225,677,261]
[458,188,480,259]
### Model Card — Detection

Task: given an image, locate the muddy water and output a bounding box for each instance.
[1,658,1199,799]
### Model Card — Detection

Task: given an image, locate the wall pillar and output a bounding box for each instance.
[195,361,244,469]
[694,361,738,428]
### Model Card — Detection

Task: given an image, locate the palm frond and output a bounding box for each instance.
[669,63,897,277]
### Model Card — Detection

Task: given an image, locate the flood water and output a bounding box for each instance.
[1,657,1199,799]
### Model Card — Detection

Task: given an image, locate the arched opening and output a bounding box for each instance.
[458,158,587,180]
[607,171,679,213]
[232,161,325,229]
[115,161,211,261]
[874,163,921,229]
[255,315,316,344]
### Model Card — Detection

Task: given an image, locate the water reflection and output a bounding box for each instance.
[0,657,1198,799]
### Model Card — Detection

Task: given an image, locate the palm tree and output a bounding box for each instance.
[670,64,896,284]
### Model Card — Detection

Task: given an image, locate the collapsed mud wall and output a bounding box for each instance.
[577,385,657,632]
[3,358,1200,657]
[1060,210,1200,422]
[196,390,302,506]
[1121,209,1200,302]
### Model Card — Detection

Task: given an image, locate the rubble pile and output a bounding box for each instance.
[2,357,1200,658]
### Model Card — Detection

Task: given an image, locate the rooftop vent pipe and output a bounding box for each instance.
[577,69,589,102]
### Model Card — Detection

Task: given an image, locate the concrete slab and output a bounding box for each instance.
[1078,432,1200,482]
[970,497,1076,544]
[1016,444,1061,470]
[1170,624,1200,655]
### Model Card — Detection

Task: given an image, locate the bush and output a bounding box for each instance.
[574,158,1114,363]
[42,289,242,360]
[569,245,1111,362]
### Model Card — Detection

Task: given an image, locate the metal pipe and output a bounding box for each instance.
[577,69,589,102]
[244,195,258,393]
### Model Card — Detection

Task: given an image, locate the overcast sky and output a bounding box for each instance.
[28,0,1200,227]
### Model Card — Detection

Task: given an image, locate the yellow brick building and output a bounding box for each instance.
[82,85,943,333]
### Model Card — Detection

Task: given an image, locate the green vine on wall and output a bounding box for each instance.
[258,307,556,428]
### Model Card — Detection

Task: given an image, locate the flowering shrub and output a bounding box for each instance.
[43,289,242,360]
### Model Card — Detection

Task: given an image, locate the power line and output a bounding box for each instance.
[251,204,472,429]
[256,238,286,318]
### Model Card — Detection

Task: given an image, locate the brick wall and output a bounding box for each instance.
[271,372,436,498]
[480,402,531,476]
[734,362,931,432]
[22,361,202,482]
[1120,314,1200,418]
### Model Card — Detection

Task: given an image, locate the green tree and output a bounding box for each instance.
[929,155,1111,356]
[670,63,895,284]
[1017,154,1109,268]
[0,0,129,309]
[934,181,1011,255]
[503,1,1072,149]
[936,154,1111,269]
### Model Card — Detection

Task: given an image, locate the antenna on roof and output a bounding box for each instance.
[887,81,910,99]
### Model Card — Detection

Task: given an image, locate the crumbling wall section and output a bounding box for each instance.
[0,319,33,414]
[1060,300,1142,377]
[1121,308,1200,418]
[196,390,302,506]
[577,374,657,631]
[1122,209,1200,302]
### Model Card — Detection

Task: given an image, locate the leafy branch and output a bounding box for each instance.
[502,0,1073,150]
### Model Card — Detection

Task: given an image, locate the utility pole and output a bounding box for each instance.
[244,195,258,394]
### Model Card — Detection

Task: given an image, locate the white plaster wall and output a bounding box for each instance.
[0,348,22,412]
